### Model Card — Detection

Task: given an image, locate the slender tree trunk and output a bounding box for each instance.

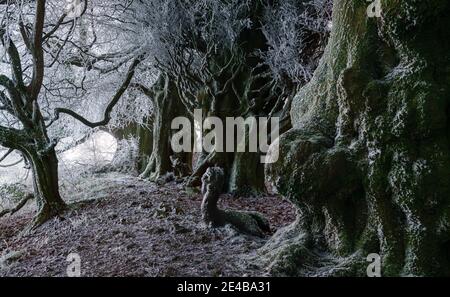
[137,119,153,172]
[141,105,173,181]
[262,0,450,276]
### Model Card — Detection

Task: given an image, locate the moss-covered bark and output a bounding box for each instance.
[228,119,267,196]
[262,0,450,276]
[1,111,66,229]
[26,147,66,228]
[141,74,192,182]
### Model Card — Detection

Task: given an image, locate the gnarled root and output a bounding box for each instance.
[22,201,66,234]
[201,166,270,237]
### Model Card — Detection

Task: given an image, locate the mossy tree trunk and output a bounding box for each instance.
[227,117,267,196]
[263,0,450,276]
[1,126,67,229]
[136,118,154,172]
[25,146,66,227]
[187,129,267,197]
[141,74,192,181]
[0,0,67,227]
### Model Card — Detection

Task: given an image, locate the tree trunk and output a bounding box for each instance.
[228,152,266,196]
[262,0,450,276]
[228,118,266,196]
[26,147,66,228]
[141,75,191,181]
[137,119,153,172]
[186,114,266,196]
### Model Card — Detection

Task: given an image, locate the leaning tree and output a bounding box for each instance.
[263,0,450,276]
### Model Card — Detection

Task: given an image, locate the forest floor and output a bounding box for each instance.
[0,173,296,277]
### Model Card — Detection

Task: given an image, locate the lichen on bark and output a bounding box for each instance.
[261,0,450,276]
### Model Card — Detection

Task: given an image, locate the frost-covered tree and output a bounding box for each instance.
[119,0,331,195]
[0,0,143,227]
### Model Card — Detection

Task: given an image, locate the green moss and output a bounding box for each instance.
[261,0,450,276]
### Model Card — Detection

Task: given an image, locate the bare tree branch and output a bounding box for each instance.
[28,0,46,101]
[51,55,144,128]
[0,148,13,163]
[0,157,23,167]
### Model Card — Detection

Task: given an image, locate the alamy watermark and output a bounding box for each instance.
[171,109,280,164]
[367,0,382,18]
[66,253,81,277]
[366,253,381,277]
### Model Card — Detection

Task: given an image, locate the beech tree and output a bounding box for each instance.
[121,0,331,195]
[263,0,450,276]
